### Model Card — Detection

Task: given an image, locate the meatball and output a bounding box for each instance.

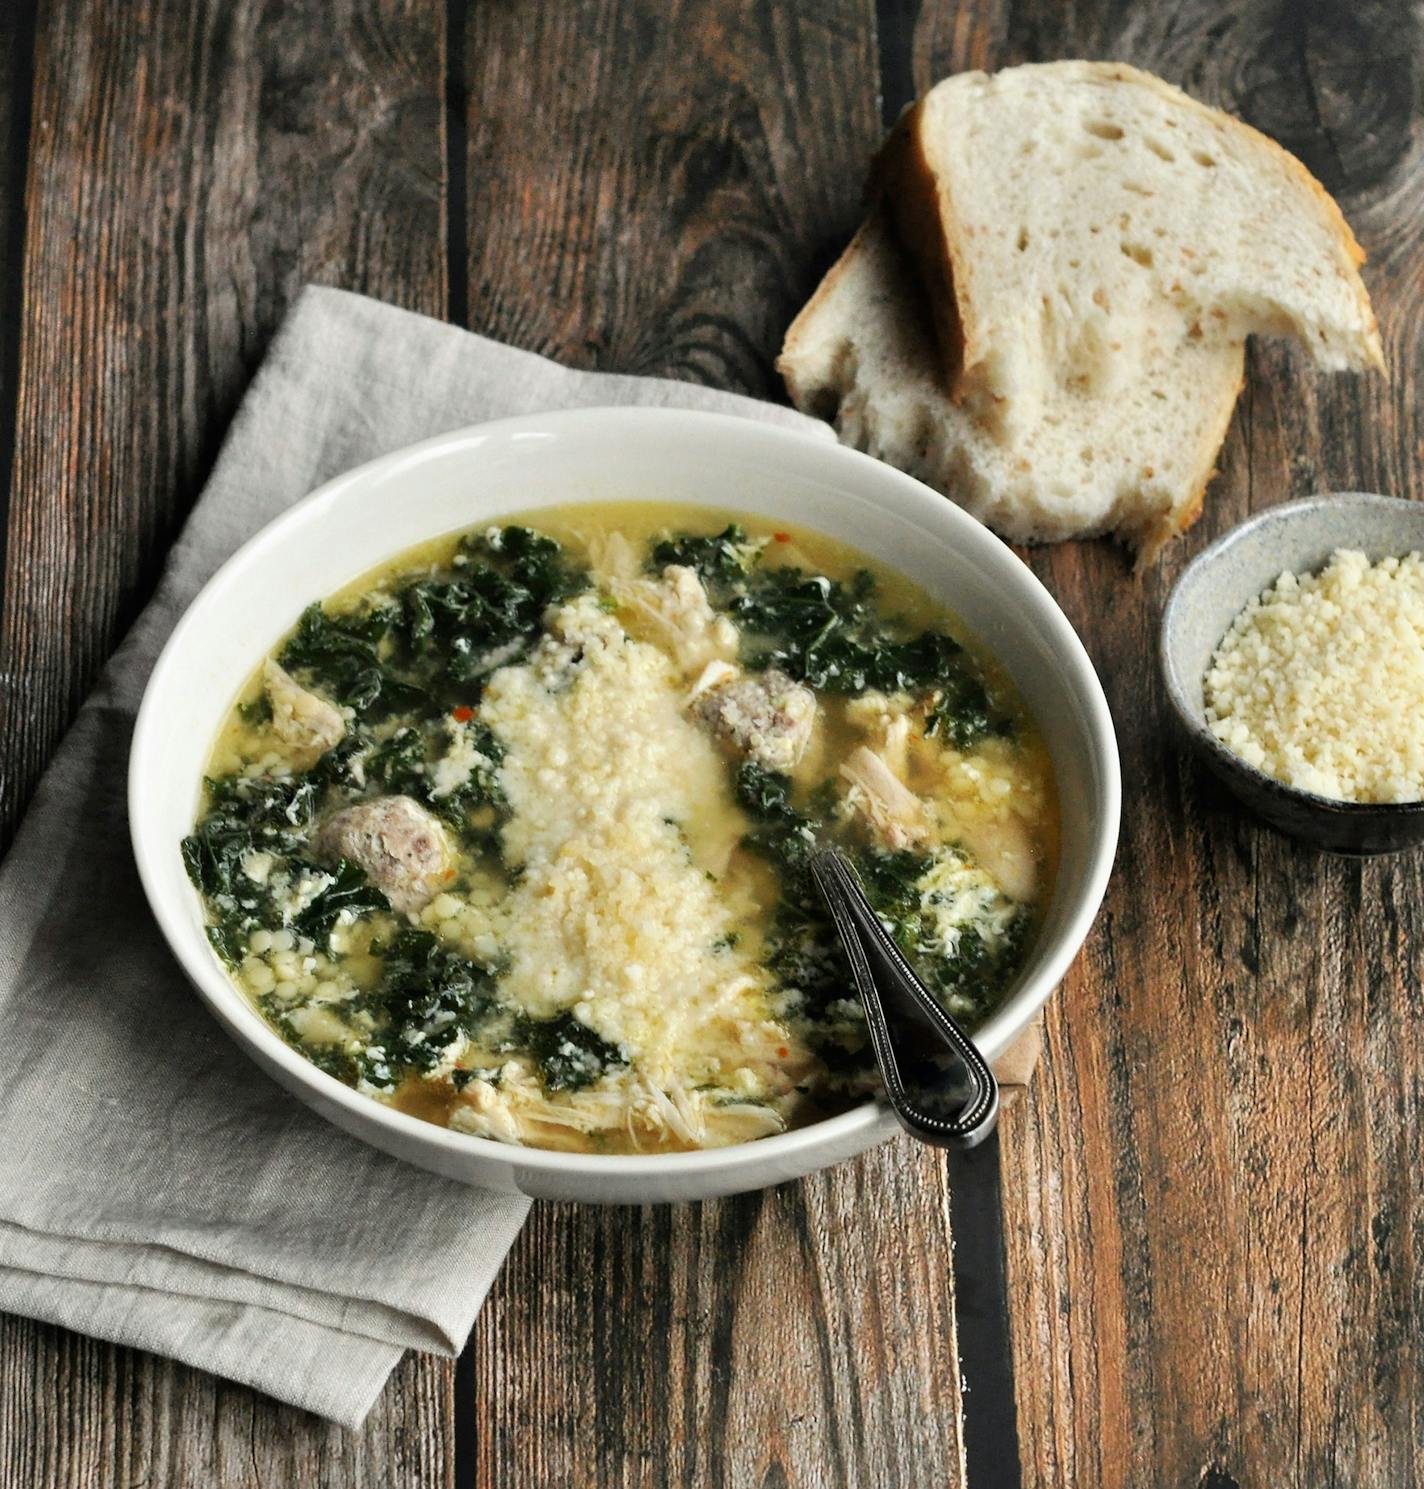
[313,795,452,915]
[263,659,345,767]
[690,664,817,773]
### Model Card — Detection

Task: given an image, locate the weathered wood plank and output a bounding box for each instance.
[0,1319,456,1488]
[0,1,451,1482]
[0,1,36,610]
[0,0,448,850]
[473,1139,965,1488]
[459,6,973,1486]
[903,3,1424,1485]
[462,0,879,393]
[8,1,1423,1485]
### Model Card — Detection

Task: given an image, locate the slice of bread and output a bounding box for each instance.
[777,209,1245,561]
[879,61,1383,437]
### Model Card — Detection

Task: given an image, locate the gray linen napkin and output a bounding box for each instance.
[0,286,828,1426]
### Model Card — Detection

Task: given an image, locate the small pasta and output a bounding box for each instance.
[183,503,1058,1153]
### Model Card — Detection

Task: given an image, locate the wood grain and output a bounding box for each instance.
[902,3,1424,1485]
[0,0,448,852]
[471,1140,965,1489]
[0,1,35,613]
[0,1,454,1481]
[5,0,1424,1485]
[459,5,975,1485]
[0,1321,456,1488]
[462,0,881,391]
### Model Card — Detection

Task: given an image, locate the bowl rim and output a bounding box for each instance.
[1160,492,1424,819]
[131,405,1121,1180]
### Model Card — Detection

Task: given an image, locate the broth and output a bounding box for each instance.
[187,503,1058,1153]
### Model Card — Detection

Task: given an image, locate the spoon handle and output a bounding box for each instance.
[810,848,1000,1149]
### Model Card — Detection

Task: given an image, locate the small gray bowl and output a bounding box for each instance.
[1161,493,1424,855]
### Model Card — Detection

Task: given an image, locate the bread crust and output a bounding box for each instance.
[886,59,1385,404]
[875,111,969,391]
[1092,62,1382,372]
[1132,345,1246,567]
[776,219,874,409]
[778,59,1379,564]
[777,208,1248,563]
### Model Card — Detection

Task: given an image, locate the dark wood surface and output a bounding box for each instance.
[2,2,1421,1485]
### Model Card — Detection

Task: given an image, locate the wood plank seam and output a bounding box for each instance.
[445,0,469,329]
[0,0,38,858]
[873,0,917,127]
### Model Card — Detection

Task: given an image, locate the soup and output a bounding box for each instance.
[184,504,1058,1153]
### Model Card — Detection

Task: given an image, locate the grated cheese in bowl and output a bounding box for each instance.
[1203,549,1424,804]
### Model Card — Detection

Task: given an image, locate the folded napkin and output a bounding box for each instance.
[0,286,831,1426]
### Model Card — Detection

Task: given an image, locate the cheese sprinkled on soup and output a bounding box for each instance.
[184,504,1058,1153]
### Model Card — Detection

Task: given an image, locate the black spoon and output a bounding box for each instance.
[810,846,999,1149]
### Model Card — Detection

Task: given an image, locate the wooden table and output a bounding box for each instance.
[2,2,1420,1484]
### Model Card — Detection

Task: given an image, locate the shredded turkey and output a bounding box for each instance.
[840,745,930,850]
[614,565,739,675]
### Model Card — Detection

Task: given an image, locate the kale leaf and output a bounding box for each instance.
[358,928,498,1080]
[732,763,877,1074]
[275,1034,364,1088]
[639,526,1014,738]
[731,566,971,695]
[735,764,1025,1060]
[925,673,1008,752]
[400,526,585,691]
[854,849,934,953]
[365,718,505,835]
[856,849,1030,1016]
[182,769,388,966]
[238,693,273,726]
[200,771,320,834]
[182,776,313,964]
[517,1012,627,1092]
[291,859,390,945]
[402,569,541,684]
[734,762,824,897]
[649,523,760,595]
[280,602,424,720]
[279,527,583,717]
[470,524,580,600]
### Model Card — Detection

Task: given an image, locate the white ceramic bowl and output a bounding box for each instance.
[131,407,1120,1203]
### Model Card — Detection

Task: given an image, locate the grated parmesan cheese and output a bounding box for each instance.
[479,595,798,1089]
[1204,549,1424,803]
